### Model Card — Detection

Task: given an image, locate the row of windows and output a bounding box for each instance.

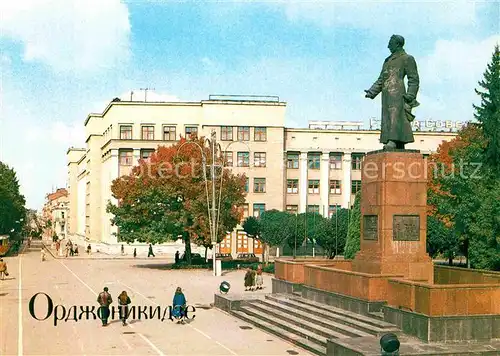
[287,152,365,170]
[287,179,361,195]
[119,150,155,165]
[119,149,364,171]
[119,150,269,168]
[285,204,342,217]
[119,125,268,142]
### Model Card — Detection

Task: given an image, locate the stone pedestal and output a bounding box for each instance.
[351,150,433,283]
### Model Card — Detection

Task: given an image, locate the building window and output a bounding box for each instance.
[352,153,364,170]
[254,152,266,167]
[329,153,342,170]
[163,126,176,141]
[244,177,249,192]
[254,127,267,141]
[308,153,321,170]
[287,179,299,194]
[237,152,249,167]
[328,205,340,218]
[329,180,341,195]
[120,125,132,140]
[223,151,233,167]
[141,149,154,160]
[253,178,266,193]
[238,126,250,141]
[307,205,320,214]
[254,239,263,254]
[236,231,248,253]
[253,203,265,218]
[220,234,232,254]
[286,205,298,214]
[242,204,249,218]
[352,180,362,194]
[221,126,233,141]
[308,180,320,194]
[61,212,65,219]
[141,126,154,140]
[185,126,198,138]
[287,153,299,169]
[119,150,133,165]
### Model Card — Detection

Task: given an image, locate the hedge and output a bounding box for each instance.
[168,261,275,273]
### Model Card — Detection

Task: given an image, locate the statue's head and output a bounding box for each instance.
[388,35,405,53]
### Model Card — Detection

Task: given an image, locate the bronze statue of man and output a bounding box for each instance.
[365,35,420,149]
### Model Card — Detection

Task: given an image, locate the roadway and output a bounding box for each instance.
[0,247,311,356]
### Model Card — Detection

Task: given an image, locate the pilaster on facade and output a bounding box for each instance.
[133,149,141,165]
[320,152,329,217]
[342,152,352,208]
[299,152,308,213]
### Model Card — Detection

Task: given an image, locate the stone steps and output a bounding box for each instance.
[268,294,399,336]
[231,310,326,356]
[252,299,373,338]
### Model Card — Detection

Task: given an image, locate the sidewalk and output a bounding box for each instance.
[42,241,175,261]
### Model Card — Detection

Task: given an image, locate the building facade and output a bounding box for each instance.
[67,96,457,257]
[42,188,69,240]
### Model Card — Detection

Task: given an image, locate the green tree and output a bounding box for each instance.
[0,162,27,252]
[426,215,460,264]
[259,210,293,247]
[315,208,349,259]
[285,212,324,258]
[242,216,260,239]
[473,45,500,171]
[344,192,361,259]
[428,124,500,270]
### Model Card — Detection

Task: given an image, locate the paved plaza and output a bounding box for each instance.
[0,247,312,356]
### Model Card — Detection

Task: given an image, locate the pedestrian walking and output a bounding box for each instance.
[118,291,131,326]
[74,245,79,256]
[172,287,187,323]
[175,250,180,264]
[41,248,46,262]
[87,244,91,255]
[97,287,113,326]
[133,248,137,258]
[121,244,125,256]
[148,244,155,257]
[0,259,9,279]
[255,264,264,290]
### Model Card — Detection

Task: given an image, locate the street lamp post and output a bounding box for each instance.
[177,131,252,276]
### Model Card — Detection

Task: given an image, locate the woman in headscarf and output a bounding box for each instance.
[255,264,264,290]
[172,287,187,323]
[118,291,131,326]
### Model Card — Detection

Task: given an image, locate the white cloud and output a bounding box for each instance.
[278,0,477,31]
[415,35,499,122]
[420,36,500,87]
[0,0,131,72]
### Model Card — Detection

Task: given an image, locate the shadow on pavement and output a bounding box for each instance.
[132,263,174,270]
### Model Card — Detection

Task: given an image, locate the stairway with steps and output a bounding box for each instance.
[228,293,400,356]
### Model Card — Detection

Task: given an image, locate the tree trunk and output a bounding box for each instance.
[183,233,192,265]
[262,242,265,265]
[205,246,208,261]
[448,256,453,266]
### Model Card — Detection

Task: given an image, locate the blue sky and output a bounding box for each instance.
[0,0,498,209]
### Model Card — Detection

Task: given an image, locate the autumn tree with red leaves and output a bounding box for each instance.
[107,136,247,265]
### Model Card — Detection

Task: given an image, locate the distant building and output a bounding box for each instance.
[66,95,457,257]
[42,188,69,240]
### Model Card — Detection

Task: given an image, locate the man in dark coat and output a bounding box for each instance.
[97,287,113,326]
[365,34,420,149]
